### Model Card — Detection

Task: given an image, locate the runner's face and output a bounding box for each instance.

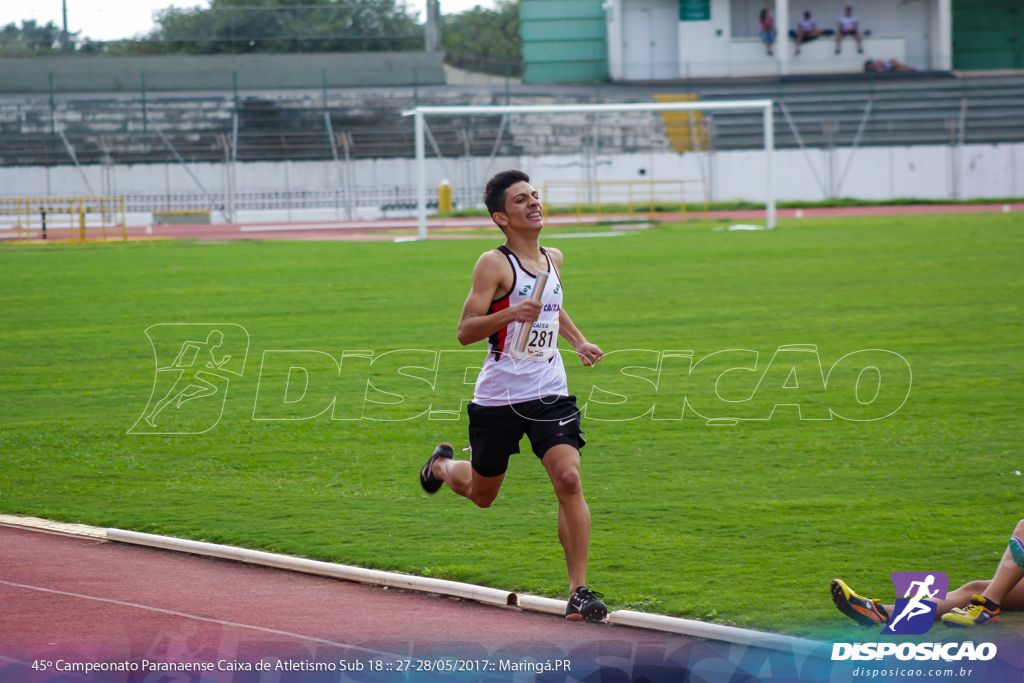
[501,181,544,232]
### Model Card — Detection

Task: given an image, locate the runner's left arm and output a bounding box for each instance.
[545,247,603,367]
[559,309,603,366]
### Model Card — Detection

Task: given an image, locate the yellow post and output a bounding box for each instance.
[437,180,452,215]
[78,199,86,242]
[680,181,687,222]
[19,199,26,243]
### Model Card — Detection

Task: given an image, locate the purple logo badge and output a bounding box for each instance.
[884,572,949,635]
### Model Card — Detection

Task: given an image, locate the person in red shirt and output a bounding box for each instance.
[759,9,776,56]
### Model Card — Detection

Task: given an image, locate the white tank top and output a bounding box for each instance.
[472,245,568,406]
[838,14,858,31]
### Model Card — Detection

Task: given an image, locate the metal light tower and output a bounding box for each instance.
[62,0,71,54]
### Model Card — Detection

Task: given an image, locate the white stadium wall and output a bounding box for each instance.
[1,143,1021,224]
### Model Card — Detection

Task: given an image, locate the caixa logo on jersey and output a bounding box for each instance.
[832,572,998,663]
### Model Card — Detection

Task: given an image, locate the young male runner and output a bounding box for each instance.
[419,169,608,622]
[831,519,1024,628]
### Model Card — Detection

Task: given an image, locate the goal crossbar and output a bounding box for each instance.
[402,100,776,239]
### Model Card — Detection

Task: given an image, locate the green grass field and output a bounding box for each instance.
[2,212,1022,639]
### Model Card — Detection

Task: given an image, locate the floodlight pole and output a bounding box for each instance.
[62,0,71,54]
[764,101,776,229]
[415,110,427,240]
[407,100,777,239]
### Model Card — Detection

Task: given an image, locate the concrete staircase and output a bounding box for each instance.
[1,72,1023,168]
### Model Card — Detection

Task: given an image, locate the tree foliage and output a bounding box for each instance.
[1,1,424,57]
[144,0,424,54]
[442,0,521,75]
[0,20,69,57]
[0,0,525,67]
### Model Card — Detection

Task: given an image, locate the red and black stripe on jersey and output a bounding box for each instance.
[486,296,511,362]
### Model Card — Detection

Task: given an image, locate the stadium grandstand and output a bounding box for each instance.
[1,0,1022,223]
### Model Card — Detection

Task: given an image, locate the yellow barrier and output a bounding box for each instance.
[655,93,710,153]
[0,197,127,243]
[541,179,708,224]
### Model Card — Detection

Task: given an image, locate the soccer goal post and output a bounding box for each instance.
[403,99,775,240]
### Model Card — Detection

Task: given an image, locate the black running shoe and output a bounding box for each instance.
[419,443,453,494]
[565,586,607,622]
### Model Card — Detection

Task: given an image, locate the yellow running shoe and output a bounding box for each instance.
[831,579,889,626]
[941,595,1000,627]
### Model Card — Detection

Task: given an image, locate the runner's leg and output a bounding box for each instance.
[433,458,505,508]
[541,444,590,592]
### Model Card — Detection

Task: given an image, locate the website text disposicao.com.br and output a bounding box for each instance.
[834,642,997,679]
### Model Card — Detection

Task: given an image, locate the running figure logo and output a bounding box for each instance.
[884,571,949,635]
[129,323,249,435]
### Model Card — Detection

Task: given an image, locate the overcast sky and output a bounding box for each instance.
[1,1,497,42]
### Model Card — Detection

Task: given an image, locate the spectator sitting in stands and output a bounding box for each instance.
[795,12,824,56]
[836,6,864,54]
[759,9,776,56]
[864,58,915,72]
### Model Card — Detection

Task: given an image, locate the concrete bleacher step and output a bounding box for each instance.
[1,73,1023,166]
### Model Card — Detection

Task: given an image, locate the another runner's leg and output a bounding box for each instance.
[940,523,1024,616]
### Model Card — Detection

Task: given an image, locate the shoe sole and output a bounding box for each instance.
[1010,537,1024,571]
[566,604,608,623]
[420,443,453,494]
[942,614,998,628]
[831,579,884,626]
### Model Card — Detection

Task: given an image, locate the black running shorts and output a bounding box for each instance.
[467,395,586,478]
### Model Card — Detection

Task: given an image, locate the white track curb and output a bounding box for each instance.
[0,514,106,538]
[106,528,517,607]
[2,515,824,657]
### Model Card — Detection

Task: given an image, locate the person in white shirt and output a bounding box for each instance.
[835,6,863,55]
[795,11,823,55]
[864,58,914,73]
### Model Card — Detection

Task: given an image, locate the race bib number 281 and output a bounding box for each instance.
[509,320,559,361]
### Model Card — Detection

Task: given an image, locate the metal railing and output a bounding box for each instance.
[541,179,708,223]
[0,196,126,242]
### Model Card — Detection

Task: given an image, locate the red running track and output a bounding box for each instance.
[0,523,793,683]
[8,203,1020,244]
[131,202,1024,242]
[121,203,1022,242]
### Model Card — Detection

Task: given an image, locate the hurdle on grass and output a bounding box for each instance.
[403,100,776,241]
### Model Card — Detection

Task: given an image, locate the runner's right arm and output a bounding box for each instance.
[457,251,541,346]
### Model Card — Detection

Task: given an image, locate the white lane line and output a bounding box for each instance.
[543,232,631,239]
[0,580,406,660]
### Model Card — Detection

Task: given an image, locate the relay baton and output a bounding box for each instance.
[510,270,550,356]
